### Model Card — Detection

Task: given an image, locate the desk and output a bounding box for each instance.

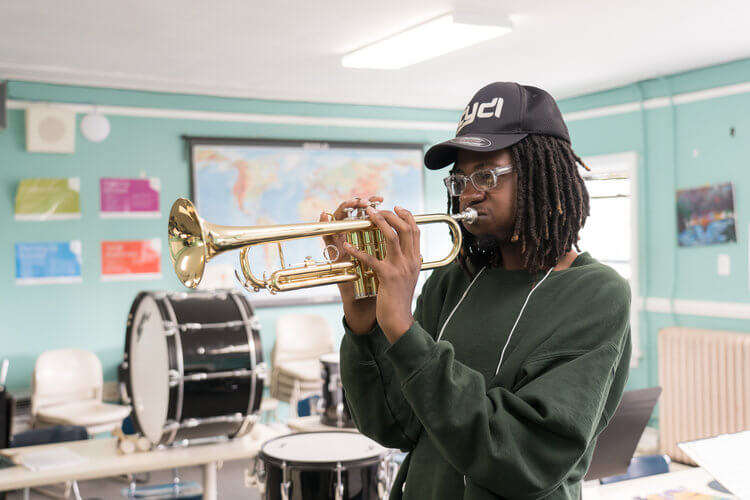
[0,424,283,500]
[583,467,738,499]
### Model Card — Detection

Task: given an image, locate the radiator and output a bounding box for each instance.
[658,327,750,464]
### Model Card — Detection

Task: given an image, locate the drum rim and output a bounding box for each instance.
[258,431,387,469]
[124,291,174,446]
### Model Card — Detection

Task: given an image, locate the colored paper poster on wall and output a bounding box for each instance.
[676,182,737,247]
[15,178,81,220]
[15,241,82,284]
[100,178,160,218]
[101,239,161,281]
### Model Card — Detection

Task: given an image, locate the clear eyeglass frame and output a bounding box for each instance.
[443,165,514,197]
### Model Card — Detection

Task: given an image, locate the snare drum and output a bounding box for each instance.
[123,290,265,446]
[319,353,354,428]
[252,432,395,500]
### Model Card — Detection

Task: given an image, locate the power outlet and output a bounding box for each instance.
[717,254,730,276]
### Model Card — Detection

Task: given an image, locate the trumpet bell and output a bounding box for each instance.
[168,198,207,288]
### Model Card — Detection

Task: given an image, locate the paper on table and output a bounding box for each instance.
[678,430,750,499]
[21,447,88,472]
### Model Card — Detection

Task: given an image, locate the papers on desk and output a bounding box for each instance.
[20,447,88,472]
[633,487,730,499]
[678,430,750,500]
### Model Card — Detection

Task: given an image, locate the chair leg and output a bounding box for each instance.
[71,481,82,500]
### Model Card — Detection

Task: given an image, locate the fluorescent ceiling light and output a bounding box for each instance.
[342,14,512,70]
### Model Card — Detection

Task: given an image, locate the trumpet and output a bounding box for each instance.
[168,198,477,299]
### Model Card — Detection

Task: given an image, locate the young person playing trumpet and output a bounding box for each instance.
[322,82,631,500]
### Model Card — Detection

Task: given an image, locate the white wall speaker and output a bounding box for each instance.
[26,105,76,153]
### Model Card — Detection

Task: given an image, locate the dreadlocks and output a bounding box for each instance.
[449,134,590,274]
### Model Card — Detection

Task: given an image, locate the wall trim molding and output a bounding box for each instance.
[7,99,456,131]
[638,296,750,321]
[7,80,749,128]
[564,81,750,122]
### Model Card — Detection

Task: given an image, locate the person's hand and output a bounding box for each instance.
[320,196,383,335]
[341,205,420,344]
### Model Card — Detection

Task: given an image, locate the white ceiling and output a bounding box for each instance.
[1,0,749,110]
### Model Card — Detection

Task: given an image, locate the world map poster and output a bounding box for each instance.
[190,139,424,306]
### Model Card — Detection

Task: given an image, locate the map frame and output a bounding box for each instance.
[185,136,425,307]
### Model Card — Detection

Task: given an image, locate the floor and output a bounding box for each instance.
[5,459,262,500]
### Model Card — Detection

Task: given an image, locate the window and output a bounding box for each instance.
[578,152,641,367]
[579,174,632,279]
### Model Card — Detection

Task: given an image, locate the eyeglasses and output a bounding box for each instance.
[443,165,513,197]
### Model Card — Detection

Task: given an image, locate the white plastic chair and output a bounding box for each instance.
[268,314,335,416]
[32,349,131,435]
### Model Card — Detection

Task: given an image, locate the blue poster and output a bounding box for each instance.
[15,241,82,284]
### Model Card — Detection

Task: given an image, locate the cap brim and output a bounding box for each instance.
[424,133,528,170]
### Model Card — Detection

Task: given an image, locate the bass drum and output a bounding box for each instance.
[253,432,396,500]
[123,290,265,447]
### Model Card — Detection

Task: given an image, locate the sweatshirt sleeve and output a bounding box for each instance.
[339,294,425,451]
[383,279,631,499]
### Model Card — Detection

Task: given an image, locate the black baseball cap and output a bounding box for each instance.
[424,82,570,170]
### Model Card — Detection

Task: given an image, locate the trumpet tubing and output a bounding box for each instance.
[168,198,476,298]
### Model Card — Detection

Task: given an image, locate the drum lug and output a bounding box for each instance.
[168,369,180,387]
[335,462,344,500]
[281,461,290,500]
[183,418,200,428]
[249,317,261,330]
[254,362,267,380]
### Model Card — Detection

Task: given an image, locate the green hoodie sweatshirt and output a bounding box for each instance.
[340,252,631,500]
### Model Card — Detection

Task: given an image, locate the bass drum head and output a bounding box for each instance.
[128,294,170,444]
[260,432,386,468]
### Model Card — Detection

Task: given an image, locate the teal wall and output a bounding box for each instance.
[0,82,459,391]
[2,58,749,417]
[558,58,750,397]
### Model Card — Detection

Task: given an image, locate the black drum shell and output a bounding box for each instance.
[124,290,263,446]
[320,359,354,428]
[259,454,382,500]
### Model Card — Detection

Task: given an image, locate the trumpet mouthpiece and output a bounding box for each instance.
[453,207,478,225]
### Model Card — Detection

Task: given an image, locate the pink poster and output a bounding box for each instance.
[100,178,160,218]
[101,239,161,281]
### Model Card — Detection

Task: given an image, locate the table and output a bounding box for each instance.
[286,415,358,433]
[583,467,738,499]
[0,423,283,500]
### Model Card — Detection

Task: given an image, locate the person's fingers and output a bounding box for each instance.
[378,209,415,259]
[394,206,421,262]
[365,207,403,260]
[342,240,382,274]
[367,195,384,204]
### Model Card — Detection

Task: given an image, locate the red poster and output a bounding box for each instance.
[101,239,161,280]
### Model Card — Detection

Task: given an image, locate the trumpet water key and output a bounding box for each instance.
[168,198,476,299]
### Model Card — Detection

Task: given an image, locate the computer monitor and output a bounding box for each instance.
[584,387,662,481]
